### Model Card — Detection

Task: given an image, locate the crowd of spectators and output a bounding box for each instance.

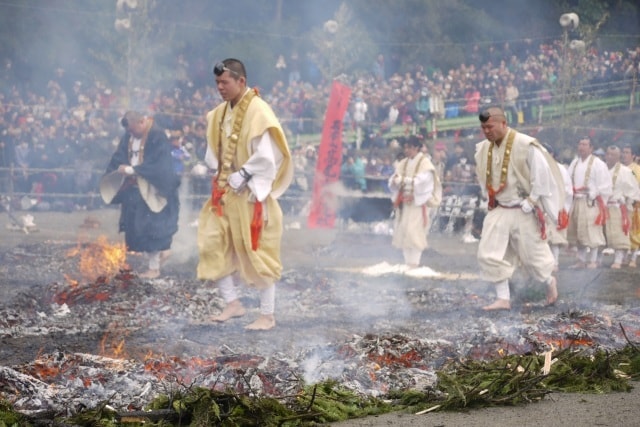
[0,39,638,212]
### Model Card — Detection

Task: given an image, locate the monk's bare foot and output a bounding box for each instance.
[546,276,558,306]
[629,261,637,268]
[210,300,246,322]
[139,269,160,279]
[482,299,511,311]
[245,314,276,330]
[586,262,598,269]
[568,261,585,269]
[160,250,171,266]
[611,263,622,269]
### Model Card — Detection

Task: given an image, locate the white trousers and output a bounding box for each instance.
[217,275,275,315]
[148,251,161,270]
[576,247,599,263]
[478,207,554,284]
[403,248,422,266]
[493,277,554,300]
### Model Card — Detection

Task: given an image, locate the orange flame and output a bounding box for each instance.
[63,274,79,288]
[66,236,127,283]
[367,349,423,368]
[141,355,219,383]
[99,330,129,359]
[31,363,61,380]
[532,332,594,349]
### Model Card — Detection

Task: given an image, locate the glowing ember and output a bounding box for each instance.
[66,236,127,283]
[99,330,130,359]
[31,363,62,380]
[367,349,424,368]
[532,332,595,349]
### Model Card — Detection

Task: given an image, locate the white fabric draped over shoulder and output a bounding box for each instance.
[204,126,284,203]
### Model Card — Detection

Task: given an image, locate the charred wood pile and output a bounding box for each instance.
[0,235,639,424]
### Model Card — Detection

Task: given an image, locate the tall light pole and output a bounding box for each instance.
[559,12,579,146]
[631,60,638,110]
[115,0,138,109]
[323,19,338,81]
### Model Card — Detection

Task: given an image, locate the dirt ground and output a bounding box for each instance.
[1,206,640,426]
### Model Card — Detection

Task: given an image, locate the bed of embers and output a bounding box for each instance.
[1,235,640,424]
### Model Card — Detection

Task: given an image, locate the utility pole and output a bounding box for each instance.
[115,0,140,109]
[558,12,580,147]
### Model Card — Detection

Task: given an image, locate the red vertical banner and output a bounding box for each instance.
[307,81,352,228]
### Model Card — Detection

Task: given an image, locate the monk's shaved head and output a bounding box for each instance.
[479,106,506,123]
[486,106,505,117]
[479,105,509,143]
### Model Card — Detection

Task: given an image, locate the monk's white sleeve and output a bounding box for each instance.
[412,170,435,206]
[204,146,218,171]
[528,145,560,222]
[527,146,554,203]
[559,164,574,212]
[625,169,640,204]
[593,161,613,202]
[243,130,283,202]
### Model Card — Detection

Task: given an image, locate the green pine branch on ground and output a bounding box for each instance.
[2,343,639,426]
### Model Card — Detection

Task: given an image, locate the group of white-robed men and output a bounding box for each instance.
[388,105,640,311]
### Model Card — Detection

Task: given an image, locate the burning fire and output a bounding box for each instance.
[66,235,127,283]
[99,329,130,359]
[31,362,62,380]
[367,348,423,368]
[142,351,220,383]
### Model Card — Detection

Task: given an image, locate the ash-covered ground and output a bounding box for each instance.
[0,207,639,422]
